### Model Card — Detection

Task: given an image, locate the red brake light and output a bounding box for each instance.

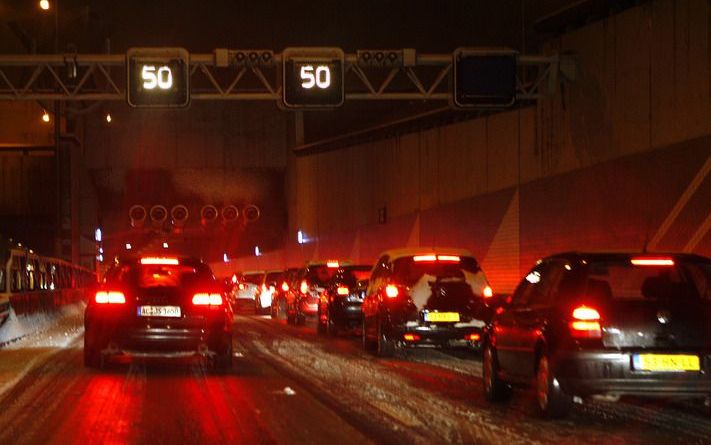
[572,306,600,320]
[570,305,601,338]
[413,254,437,262]
[385,284,399,298]
[403,333,420,342]
[231,274,238,284]
[300,280,309,294]
[631,257,674,266]
[192,293,223,306]
[437,255,460,262]
[140,257,179,265]
[464,333,481,341]
[95,291,126,304]
[336,286,349,296]
[483,285,493,298]
[238,283,246,290]
[281,281,290,292]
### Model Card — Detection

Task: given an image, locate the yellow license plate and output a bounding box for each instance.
[425,312,460,322]
[633,354,700,372]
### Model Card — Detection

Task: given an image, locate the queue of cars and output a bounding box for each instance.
[85,247,711,419]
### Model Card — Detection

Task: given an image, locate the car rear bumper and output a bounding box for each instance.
[556,351,711,397]
[86,317,231,356]
[394,324,483,348]
[331,303,363,325]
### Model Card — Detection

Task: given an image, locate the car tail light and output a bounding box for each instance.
[238,283,246,290]
[95,291,126,304]
[413,254,437,262]
[140,257,179,265]
[281,281,289,292]
[336,286,349,296]
[464,333,480,341]
[231,274,238,284]
[403,333,420,342]
[300,280,309,294]
[631,256,674,266]
[483,285,493,298]
[385,284,399,298]
[192,293,223,306]
[570,305,601,338]
[327,261,340,268]
[437,255,460,262]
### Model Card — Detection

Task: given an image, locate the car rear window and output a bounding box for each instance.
[583,260,711,301]
[306,266,338,286]
[242,274,265,284]
[392,256,480,287]
[337,267,371,286]
[265,272,283,283]
[106,262,214,288]
[138,264,199,288]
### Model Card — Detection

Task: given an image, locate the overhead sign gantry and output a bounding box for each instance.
[0,47,571,109]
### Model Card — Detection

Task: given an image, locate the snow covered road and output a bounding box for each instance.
[0,312,710,444]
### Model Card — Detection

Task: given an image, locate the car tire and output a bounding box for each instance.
[296,313,306,325]
[482,343,511,402]
[214,340,233,373]
[83,334,102,369]
[317,310,327,335]
[376,317,396,358]
[362,317,375,351]
[536,352,573,418]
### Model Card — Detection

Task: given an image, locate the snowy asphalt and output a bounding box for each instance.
[0,312,710,444]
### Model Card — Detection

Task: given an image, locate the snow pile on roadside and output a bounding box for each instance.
[249,333,540,445]
[0,303,85,349]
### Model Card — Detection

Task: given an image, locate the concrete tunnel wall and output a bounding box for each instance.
[215,0,711,293]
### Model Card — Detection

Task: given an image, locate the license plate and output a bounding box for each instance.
[137,306,181,318]
[633,354,700,372]
[425,312,460,322]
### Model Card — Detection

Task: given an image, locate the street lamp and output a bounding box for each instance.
[39,0,50,11]
[42,111,50,123]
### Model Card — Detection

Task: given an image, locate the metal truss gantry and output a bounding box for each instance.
[0,50,567,103]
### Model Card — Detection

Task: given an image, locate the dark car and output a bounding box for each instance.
[362,248,495,357]
[483,252,711,418]
[317,265,371,335]
[287,261,340,325]
[269,269,295,319]
[84,255,233,370]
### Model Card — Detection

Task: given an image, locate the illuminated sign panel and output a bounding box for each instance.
[453,48,517,108]
[282,47,344,109]
[127,48,190,108]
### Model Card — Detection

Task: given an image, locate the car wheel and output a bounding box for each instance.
[482,343,511,402]
[376,317,396,358]
[327,316,338,337]
[317,309,327,335]
[296,313,306,325]
[362,317,375,351]
[214,340,233,373]
[83,334,102,369]
[536,352,572,418]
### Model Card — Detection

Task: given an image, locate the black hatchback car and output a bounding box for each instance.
[317,265,371,335]
[84,256,233,370]
[362,248,495,357]
[484,252,711,418]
